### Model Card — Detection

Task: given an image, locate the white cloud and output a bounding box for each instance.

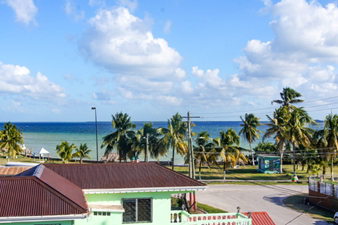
[117,0,138,12]
[64,0,84,21]
[80,7,182,78]
[231,0,338,101]
[157,95,182,106]
[164,20,172,33]
[181,81,193,94]
[175,68,186,79]
[0,62,66,99]
[6,0,38,25]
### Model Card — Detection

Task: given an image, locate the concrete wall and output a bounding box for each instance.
[75,192,173,225]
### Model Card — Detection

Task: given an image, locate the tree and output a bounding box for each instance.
[214,128,247,179]
[101,112,136,162]
[253,142,277,154]
[56,141,76,163]
[158,113,187,170]
[191,131,217,180]
[0,122,24,162]
[73,143,92,164]
[131,123,165,162]
[263,107,289,174]
[314,114,338,181]
[271,87,304,110]
[286,107,314,177]
[239,113,262,166]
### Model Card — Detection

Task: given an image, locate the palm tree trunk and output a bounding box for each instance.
[292,143,296,176]
[119,149,122,163]
[331,156,334,182]
[80,158,83,164]
[250,143,254,166]
[144,146,147,162]
[280,152,283,174]
[199,162,202,180]
[172,143,176,170]
[223,162,226,180]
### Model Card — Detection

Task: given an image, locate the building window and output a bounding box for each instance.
[123,198,152,223]
[93,211,111,216]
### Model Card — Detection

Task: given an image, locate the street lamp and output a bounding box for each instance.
[92,107,99,162]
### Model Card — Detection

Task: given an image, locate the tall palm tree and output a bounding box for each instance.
[73,143,92,164]
[286,107,315,177]
[191,131,217,180]
[263,108,289,173]
[314,114,338,181]
[271,87,304,111]
[214,128,246,179]
[131,123,165,162]
[101,112,136,162]
[239,113,262,166]
[158,113,187,170]
[0,122,24,162]
[56,141,76,163]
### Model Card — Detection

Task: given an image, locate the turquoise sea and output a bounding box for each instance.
[0,121,323,164]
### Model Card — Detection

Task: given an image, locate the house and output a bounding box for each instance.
[257,155,280,174]
[0,163,253,225]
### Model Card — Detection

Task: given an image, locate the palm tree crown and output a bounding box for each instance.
[56,141,76,163]
[101,112,136,162]
[73,143,92,164]
[271,87,304,107]
[0,122,24,161]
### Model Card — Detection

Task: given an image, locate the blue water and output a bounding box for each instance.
[0,121,323,164]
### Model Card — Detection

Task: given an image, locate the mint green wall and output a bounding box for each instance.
[1,220,73,225]
[75,192,174,225]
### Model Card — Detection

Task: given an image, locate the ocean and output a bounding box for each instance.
[0,121,323,164]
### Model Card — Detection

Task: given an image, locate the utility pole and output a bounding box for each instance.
[91,107,99,162]
[183,112,200,179]
[146,133,149,162]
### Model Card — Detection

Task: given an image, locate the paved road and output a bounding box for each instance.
[196,184,332,225]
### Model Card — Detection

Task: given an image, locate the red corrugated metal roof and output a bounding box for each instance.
[44,162,206,189]
[243,212,276,225]
[0,176,87,217]
[0,167,30,176]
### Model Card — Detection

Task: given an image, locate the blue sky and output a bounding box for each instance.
[1,0,338,122]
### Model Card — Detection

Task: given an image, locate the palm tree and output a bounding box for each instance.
[286,107,315,177]
[131,123,165,162]
[214,128,246,179]
[101,112,136,162]
[271,87,304,111]
[56,141,76,163]
[0,122,24,162]
[239,113,262,166]
[263,108,289,173]
[73,143,92,164]
[191,131,217,180]
[314,114,338,181]
[158,113,187,170]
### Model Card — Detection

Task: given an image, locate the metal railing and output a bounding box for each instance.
[170,210,252,225]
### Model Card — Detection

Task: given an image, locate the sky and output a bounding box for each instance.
[1,0,338,122]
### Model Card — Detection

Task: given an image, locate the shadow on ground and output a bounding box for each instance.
[263,195,285,206]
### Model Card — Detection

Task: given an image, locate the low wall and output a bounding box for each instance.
[308,178,338,212]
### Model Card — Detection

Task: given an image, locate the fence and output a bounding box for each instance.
[308,176,338,211]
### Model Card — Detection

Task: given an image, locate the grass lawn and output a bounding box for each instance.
[283,195,335,223]
[173,164,338,182]
[197,202,227,213]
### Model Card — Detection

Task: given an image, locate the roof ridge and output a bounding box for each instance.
[151,163,206,186]
[33,164,44,178]
[32,175,87,213]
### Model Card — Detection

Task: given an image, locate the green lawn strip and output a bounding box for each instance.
[173,165,310,182]
[197,202,227,213]
[283,195,335,222]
